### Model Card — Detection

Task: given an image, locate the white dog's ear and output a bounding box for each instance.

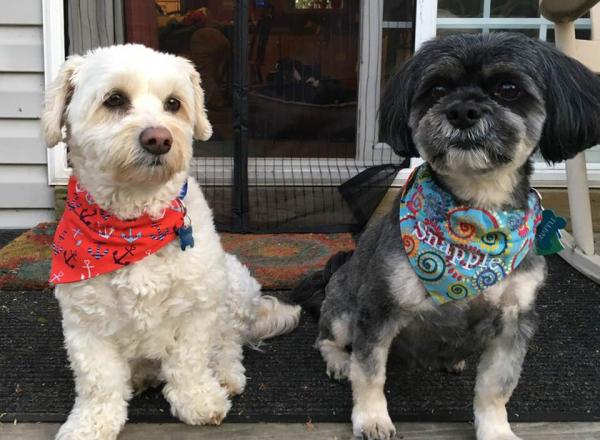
[41,55,83,148]
[188,65,213,141]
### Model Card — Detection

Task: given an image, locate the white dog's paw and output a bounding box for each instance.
[213,356,246,396]
[478,433,522,440]
[163,381,231,425]
[55,408,124,440]
[352,409,396,440]
[218,367,247,396]
[475,411,522,440]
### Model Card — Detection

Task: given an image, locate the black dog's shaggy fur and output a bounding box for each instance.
[293,33,600,440]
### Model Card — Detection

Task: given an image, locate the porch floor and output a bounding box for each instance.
[3,422,600,439]
[1,233,599,437]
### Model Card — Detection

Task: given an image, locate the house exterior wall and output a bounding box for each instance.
[0,0,54,228]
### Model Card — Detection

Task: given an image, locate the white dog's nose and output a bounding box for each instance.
[139,127,173,155]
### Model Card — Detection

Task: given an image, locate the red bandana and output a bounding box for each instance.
[49,177,185,284]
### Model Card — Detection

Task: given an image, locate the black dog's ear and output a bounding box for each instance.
[378,56,420,158]
[536,40,600,163]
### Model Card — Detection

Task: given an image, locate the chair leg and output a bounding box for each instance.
[566,153,595,255]
[559,231,600,284]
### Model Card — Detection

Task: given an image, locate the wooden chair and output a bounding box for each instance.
[540,0,600,282]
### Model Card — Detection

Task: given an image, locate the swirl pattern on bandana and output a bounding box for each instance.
[399,165,542,304]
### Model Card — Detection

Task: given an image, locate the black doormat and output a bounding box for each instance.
[1,255,599,424]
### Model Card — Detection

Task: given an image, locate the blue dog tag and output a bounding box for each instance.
[535,209,566,255]
[177,225,194,251]
[175,184,194,251]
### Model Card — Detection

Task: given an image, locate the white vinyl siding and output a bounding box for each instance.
[0,0,43,26]
[0,0,54,228]
[0,120,46,164]
[0,73,44,118]
[0,165,53,207]
[0,27,45,72]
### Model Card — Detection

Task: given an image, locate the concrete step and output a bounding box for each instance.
[3,422,600,440]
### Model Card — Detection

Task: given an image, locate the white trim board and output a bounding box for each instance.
[437,17,592,29]
[0,209,54,229]
[193,157,397,186]
[356,0,383,162]
[43,0,69,185]
[415,0,438,49]
[394,160,600,188]
[189,157,600,188]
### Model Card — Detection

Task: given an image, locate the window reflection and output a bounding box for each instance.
[381,0,414,87]
[247,0,359,158]
[490,0,538,18]
[438,0,483,18]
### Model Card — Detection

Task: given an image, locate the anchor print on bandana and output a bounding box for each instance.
[87,245,109,260]
[49,176,186,284]
[150,224,170,241]
[122,228,142,244]
[113,245,136,266]
[98,226,114,240]
[62,250,77,269]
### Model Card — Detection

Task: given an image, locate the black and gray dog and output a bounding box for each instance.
[293,33,600,440]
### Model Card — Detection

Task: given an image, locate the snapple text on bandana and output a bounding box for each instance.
[413,220,500,270]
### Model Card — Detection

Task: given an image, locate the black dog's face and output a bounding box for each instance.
[409,43,546,174]
[380,33,600,171]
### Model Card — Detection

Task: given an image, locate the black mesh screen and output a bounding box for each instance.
[191,0,415,232]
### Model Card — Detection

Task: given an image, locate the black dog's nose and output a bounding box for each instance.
[139,127,173,155]
[445,102,481,129]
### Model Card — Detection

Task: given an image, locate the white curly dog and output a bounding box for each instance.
[42,44,300,440]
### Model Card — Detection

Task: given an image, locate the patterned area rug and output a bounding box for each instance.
[0,223,355,291]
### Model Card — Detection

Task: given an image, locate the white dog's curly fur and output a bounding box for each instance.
[42,44,300,440]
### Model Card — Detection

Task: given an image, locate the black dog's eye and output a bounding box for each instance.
[431,85,449,99]
[165,97,181,112]
[104,92,127,108]
[495,82,521,101]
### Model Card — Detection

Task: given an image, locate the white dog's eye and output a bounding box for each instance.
[104,93,127,108]
[165,97,181,112]
[494,82,521,101]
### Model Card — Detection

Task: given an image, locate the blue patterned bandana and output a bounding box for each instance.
[399,164,542,304]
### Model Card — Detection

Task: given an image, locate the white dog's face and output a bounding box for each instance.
[42,44,212,185]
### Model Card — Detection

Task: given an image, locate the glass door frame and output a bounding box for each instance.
[44,0,71,185]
